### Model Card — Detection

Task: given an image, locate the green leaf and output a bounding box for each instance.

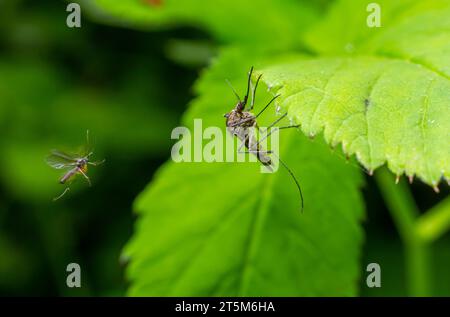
[304,0,450,58]
[86,0,320,50]
[260,57,449,187]
[260,0,450,187]
[124,48,365,296]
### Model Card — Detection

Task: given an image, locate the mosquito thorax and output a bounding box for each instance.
[225,109,255,128]
[76,158,88,167]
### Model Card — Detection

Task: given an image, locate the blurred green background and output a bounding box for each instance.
[0,0,448,296]
[0,0,199,296]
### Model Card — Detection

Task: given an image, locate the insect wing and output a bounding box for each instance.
[46,150,78,169]
[229,126,256,150]
[228,126,247,143]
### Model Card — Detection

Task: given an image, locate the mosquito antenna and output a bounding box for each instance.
[249,73,262,110]
[226,79,242,103]
[275,155,304,213]
[256,94,280,118]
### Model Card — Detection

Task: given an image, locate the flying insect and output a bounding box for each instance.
[46,131,105,201]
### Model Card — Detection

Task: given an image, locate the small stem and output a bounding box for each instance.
[415,196,450,243]
[374,168,431,296]
[404,241,430,297]
[375,169,418,243]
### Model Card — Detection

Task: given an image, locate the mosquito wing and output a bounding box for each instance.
[46,150,78,169]
[229,126,272,168]
[228,126,256,150]
[228,126,248,144]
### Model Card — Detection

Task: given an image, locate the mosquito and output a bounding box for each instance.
[46,130,105,201]
[224,67,304,212]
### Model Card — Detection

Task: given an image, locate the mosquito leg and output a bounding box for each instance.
[250,125,298,158]
[236,128,251,151]
[255,94,280,118]
[243,126,260,154]
[88,159,105,166]
[237,135,248,152]
[238,143,273,171]
[253,112,296,140]
[235,129,270,155]
[238,147,274,173]
[85,130,95,156]
[77,168,92,186]
[256,124,300,146]
[240,146,305,213]
[247,127,255,153]
[238,149,273,154]
[253,116,300,150]
[278,125,300,130]
[229,116,255,128]
[248,74,262,111]
[239,129,272,153]
[53,187,70,201]
[229,102,282,128]
[241,66,254,108]
[266,113,287,130]
[270,151,304,213]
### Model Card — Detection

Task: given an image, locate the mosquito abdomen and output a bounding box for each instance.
[60,169,76,184]
[259,154,273,173]
[259,155,272,166]
[254,144,271,165]
[246,136,272,166]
